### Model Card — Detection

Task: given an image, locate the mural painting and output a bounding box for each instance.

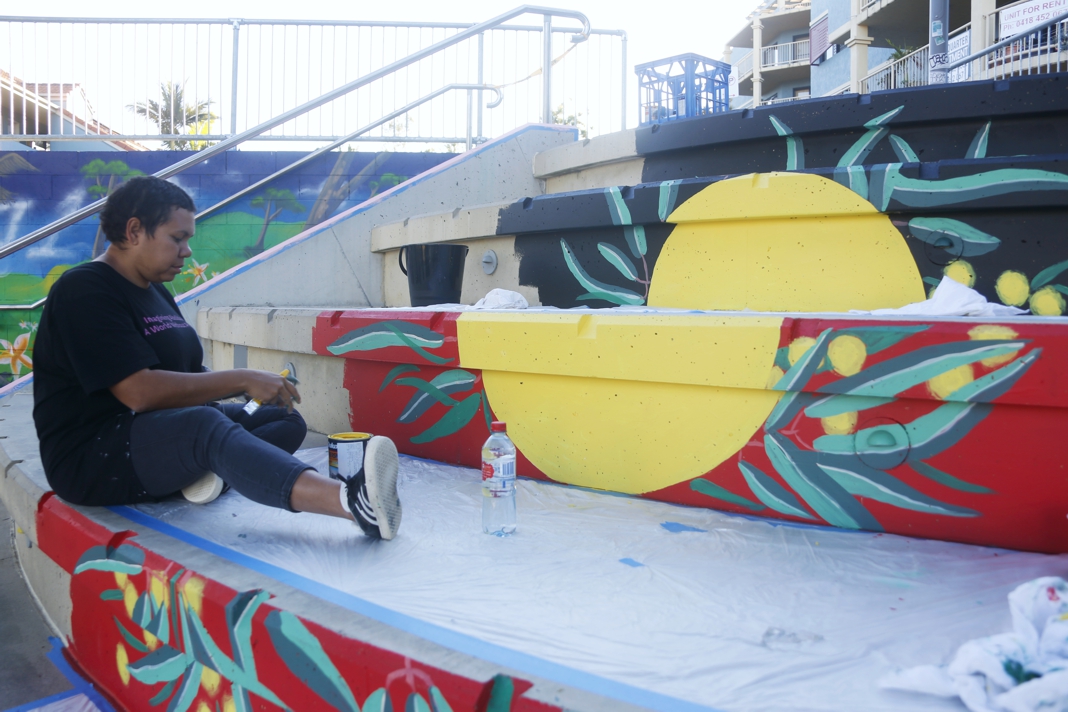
[0,149,454,385]
[309,80,1068,554]
[37,496,546,711]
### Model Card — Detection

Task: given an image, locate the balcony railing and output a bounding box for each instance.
[761,39,810,69]
[860,45,930,93]
[0,14,627,146]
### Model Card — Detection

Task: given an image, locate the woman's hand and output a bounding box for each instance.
[240,369,302,412]
[111,367,301,414]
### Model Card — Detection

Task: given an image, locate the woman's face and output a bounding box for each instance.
[130,208,195,284]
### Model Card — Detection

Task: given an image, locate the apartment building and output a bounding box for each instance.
[727,0,1065,106]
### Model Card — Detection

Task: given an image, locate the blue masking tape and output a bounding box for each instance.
[109,505,723,712]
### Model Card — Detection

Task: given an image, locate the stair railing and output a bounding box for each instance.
[0,5,589,262]
[195,84,502,221]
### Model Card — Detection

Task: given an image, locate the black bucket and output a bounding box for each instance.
[399,243,469,307]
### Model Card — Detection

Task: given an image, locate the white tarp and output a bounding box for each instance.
[129,450,1068,712]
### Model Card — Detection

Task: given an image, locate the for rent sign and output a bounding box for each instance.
[999,0,1068,38]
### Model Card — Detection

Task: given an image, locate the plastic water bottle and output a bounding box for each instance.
[481,421,516,536]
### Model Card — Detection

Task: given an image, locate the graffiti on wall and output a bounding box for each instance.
[0,149,454,384]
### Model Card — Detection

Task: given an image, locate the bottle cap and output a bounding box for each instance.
[491,421,507,432]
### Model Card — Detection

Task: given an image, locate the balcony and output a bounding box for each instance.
[762,38,810,70]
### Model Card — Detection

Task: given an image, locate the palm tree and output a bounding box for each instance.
[127,82,217,149]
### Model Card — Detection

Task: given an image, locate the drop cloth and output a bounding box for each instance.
[127,449,1068,712]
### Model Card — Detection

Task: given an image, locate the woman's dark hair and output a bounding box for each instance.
[99,176,196,244]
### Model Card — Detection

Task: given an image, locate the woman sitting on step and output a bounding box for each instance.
[31,176,402,540]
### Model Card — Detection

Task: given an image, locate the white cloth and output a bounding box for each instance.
[880,577,1068,712]
[852,276,1028,318]
[472,288,529,309]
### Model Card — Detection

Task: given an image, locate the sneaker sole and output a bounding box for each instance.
[182,472,225,505]
[363,436,401,540]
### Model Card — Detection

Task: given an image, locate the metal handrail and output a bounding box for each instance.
[945,9,1068,71]
[0,298,46,312]
[196,84,502,220]
[0,5,590,261]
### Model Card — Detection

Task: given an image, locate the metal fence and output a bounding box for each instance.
[0,16,626,147]
[761,39,810,70]
[973,10,1068,81]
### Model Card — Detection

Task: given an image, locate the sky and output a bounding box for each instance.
[29,0,759,70]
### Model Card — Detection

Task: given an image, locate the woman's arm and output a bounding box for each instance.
[110,368,300,413]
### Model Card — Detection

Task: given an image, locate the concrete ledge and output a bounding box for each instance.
[533,128,639,178]
[370,203,509,252]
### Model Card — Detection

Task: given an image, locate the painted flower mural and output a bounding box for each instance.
[0,332,32,375]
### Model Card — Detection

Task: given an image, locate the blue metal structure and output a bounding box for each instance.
[635,53,730,125]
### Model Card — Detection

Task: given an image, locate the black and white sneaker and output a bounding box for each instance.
[343,436,401,540]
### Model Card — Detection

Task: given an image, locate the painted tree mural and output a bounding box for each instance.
[246,189,306,257]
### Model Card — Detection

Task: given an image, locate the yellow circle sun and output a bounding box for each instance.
[462,173,925,494]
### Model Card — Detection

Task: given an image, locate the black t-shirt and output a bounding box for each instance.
[32,261,203,505]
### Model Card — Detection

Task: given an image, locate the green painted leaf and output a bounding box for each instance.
[836,164,869,199]
[411,393,483,444]
[924,276,941,287]
[625,226,648,258]
[738,461,814,519]
[690,478,764,511]
[362,689,393,712]
[1051,284,1068,296]
[1031,259,1068,290]
[947,349,1040,403]
[114,616,150,654]
[906,401,992,461]
[484,675,515,712]
[889,134,920,163]
[818,340,1030,399]
[764,434,882,531]
[773,328,833,392]
[148,677,177,706]
[406,693,432,712]
[770,115,804,170]
[74,544,144,575]
[165,662,202,712]
[226,589,270,679]
[396,370,478,423]
[804,395,895,419]
[817,458,978,517]
[774,346,791,372]
[132,592,154,628]
[814,421,910,471]
[839,128,889,169]
[966,121,991,160]
[428,688,455,712]
[100,589,125,601]
[604,186,634,226]
[835,325,929,355]
[127,645,188,685]
[561,239,645,306]
[908,217,1001,257]
[327,322,444,356]
[865,105,905,128]
[145,598,170,645]
[265,610,359,712]
[380,364,419,392]
[597,242,640,281]
[658,179,682,222]
[765,391,818,432]
[480,390,494,432]
[230,687,253,712]
[872,163,1068,211]
[911,460,995,494]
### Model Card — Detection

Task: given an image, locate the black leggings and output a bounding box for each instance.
[130,402,311,511]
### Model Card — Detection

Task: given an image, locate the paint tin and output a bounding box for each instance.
[328,432,371,481]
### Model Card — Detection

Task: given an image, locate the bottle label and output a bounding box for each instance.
[482,456,516,483]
